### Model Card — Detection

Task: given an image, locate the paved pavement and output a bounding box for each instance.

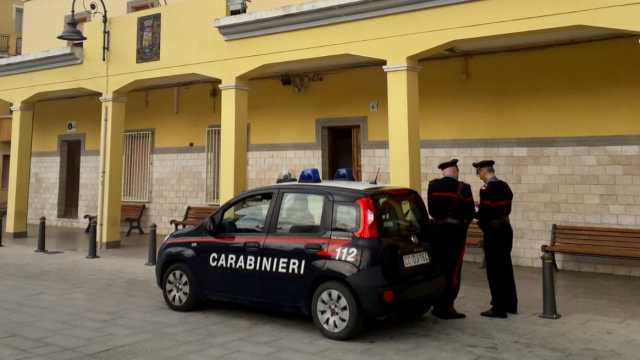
[0,232,639,360]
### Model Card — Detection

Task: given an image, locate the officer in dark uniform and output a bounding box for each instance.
[473,160,518,319]
[427,159,475,319]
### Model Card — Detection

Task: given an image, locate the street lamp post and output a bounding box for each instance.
[57,0,109,61]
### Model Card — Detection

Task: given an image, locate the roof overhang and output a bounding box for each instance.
[419,26,638,60]
[214,0,476,40]
[244,54,385,79]
[0,47,83,77]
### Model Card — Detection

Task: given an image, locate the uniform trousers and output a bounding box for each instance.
[482,220,518,313]
[432,221,467,312]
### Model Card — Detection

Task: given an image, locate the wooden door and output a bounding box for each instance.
[351,127,361,181]
[62,141,81,218]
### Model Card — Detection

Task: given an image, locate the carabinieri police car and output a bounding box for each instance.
[156,169,445,340]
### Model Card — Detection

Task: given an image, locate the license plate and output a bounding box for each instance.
[403,251,430,267]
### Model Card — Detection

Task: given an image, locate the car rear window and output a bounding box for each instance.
[332,203,360,233]
[375,191,428,237]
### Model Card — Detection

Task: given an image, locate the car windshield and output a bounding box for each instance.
[375,191,428,237]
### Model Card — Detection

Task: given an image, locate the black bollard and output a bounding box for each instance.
[145,223,157,266]
[86,219,99,259]
[35,217,46,253]
[0,212,4,247]
[540,251,561,319]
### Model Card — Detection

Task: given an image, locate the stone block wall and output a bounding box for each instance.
[329,144,640,276]
[26,142,640,277]
[28,155,99,228]
[146,151,209,234]
[247,148,322,188]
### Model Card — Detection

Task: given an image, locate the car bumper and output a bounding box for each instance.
[349,271,446,318]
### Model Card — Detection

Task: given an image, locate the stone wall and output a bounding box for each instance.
[146,151,209,234]
[247,148,322,188]
[318,143,640,276]
[28,154,99,228]
[27,141,640,277]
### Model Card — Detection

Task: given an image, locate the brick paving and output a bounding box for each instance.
[0,231,639,360]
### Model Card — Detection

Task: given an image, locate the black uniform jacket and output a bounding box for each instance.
[477,178,513,226]
[427,177,475,223]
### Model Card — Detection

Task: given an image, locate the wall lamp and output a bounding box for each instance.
[58,0,110,62]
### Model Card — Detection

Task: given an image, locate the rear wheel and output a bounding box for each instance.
[162,263,200,311]
[312,281,362,340]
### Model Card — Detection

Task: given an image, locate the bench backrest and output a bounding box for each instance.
[122,203,145,219]
[466,222,483,246]
[183,206,218,224]
[552,224,640,252]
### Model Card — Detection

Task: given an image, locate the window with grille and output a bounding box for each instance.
[122,131,153,202]
[205,127,221,205]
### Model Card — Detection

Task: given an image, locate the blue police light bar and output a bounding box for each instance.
[299,168,322,183]
[334,168,355,181]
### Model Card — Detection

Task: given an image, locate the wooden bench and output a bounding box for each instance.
[542,224,640,270]
[170,206,218,231]
[84,203,146,236]
[466,222,483,248]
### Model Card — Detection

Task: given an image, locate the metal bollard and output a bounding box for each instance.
[86,219,99,259]
[540,251,561,319]
[145,223,157,266]
[35,217,46,253]
[0,212,4,247]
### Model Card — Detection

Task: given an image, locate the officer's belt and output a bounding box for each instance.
[433,217,463,225]
[488,217,510,225]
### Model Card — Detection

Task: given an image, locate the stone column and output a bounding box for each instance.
[98,95,126,248]
[219,83,249,203]
[6,103,34,238]
[383,63,422,191]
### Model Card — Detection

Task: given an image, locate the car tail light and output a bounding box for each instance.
[382,289,395,303]
[355,197,378,239]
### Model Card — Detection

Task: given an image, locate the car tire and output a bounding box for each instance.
[162,263,200,312]
[312,281,362,340]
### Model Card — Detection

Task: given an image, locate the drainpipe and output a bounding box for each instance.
[96,104,108,248]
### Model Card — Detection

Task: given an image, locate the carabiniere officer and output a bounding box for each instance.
[473,160,518,319]
[427,159,475,319]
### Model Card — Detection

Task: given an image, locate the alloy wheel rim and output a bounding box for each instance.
[317,289,350,333]
[165,270,190,306]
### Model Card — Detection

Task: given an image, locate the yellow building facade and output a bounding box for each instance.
[0,0,639,276]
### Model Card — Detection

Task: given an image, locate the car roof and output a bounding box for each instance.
[252,181,408,196]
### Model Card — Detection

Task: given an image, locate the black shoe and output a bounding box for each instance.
[507,309,518,315]
[480,308,507,319]
[432,308,467,320]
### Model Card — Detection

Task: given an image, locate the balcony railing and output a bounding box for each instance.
[0,33,22,57]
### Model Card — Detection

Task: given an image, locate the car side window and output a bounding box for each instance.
[332,203,359,233]
[275,193,325,234]
[218,193,273,234]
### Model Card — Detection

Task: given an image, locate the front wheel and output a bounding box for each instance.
[162,263,200,311]
[312,281,362,340]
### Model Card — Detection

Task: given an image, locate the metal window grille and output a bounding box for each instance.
[205,127,221,205]
[122,131,153,202]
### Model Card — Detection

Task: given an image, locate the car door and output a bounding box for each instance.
[260,190,332,307]
[203,191,275,300]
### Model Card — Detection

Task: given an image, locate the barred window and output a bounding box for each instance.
[205,127,221,205]
[122,131,153,202]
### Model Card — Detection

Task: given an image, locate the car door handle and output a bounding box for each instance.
[244,241,261,251]
[304,243,323,253]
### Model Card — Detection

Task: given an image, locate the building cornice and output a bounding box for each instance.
[214,0,475,40]
[99,96,128,104]
[9,104,34,112]
[0,47,83,77]
[219,84,249,91]
[383,64,422,73]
